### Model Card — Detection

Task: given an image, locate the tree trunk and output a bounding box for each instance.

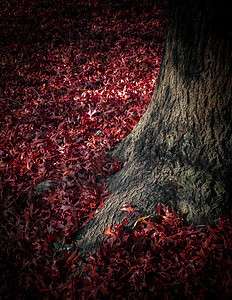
[74,0,232,255]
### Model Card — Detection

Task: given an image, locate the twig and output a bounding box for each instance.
[30,87,41,98]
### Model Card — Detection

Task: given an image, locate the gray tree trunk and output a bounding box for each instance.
[74,0,232,255]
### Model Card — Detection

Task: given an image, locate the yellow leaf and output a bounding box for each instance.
[133,215,151,229]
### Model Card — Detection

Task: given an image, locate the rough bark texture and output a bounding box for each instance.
[74,0,232,255]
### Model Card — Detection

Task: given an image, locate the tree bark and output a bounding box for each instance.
[74,0,232,255]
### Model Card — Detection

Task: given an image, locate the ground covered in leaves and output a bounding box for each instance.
[0,0,231,299]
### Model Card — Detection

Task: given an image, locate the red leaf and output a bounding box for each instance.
[98,200,105,209]
[121,203,139,217]
[104,225,114,236]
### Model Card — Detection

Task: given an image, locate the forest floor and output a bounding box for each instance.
[0,0,231,299]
